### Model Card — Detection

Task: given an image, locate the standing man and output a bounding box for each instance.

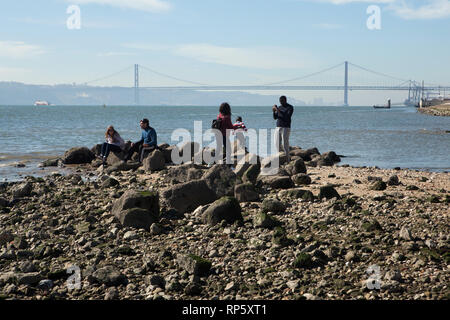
[125,118,157,162]
[272,96,294,162]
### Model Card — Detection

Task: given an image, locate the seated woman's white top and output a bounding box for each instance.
[106,133,125,150]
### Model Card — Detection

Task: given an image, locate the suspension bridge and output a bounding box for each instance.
[82,61,450,106]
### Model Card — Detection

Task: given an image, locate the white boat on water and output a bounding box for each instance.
[34,100,50,106]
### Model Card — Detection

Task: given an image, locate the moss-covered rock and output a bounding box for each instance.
[319,185,341,200]
[370,180,387,191]
[177,254,212,276]
[234,183,259,202]
[278,188,314,201]
[293,253,314,269]
[253,212,281,229]
[362,219,383,232]
[242,164,260,185]
[292,173,311,185]
[272,226,293,247]
[261,198,286,214]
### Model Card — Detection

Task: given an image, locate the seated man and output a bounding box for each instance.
[125,118,157,162]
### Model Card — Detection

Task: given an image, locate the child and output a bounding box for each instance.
[233,116,247,132]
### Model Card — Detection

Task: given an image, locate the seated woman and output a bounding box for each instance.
[100,125,125,166]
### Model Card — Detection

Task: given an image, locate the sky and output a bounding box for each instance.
[1,0,450,105]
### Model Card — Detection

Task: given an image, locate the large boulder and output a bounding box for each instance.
[105,161,141,174]
[257,175,294,189]
[173,142,201,163]
[278,188,315,201]
[106,152,127,166]
[253,212,281,229]
[0,231,14,246]
[290,149,312,161]
[315,156,333,167]
[202,196,243,226]
[161,179,217,213]
[91,144,102,156]
[11,182,32,198]
[234,183,259,202]
[322,151,341,163]
[306,148,320,157]
[387,175,400,186]
[62,147,95,164]
[261,152,288,171]
[161,145,178,164]
[88,142,132,166]
[312,151,340,167]
[202,164,237,197]
[319,185,341,200]
[176,254,212,276]
[40,158,60,167]
[89,266,127,287]
[233,153,260,177]
[242,164,261,185]
[164,163,207,184]
[292,173,311,185]
[370,180,387,191]
[112,190,160,229]
[143,150,165,172]
[285,158,307,175]
[261,198,286,214]
[0,197,9,208]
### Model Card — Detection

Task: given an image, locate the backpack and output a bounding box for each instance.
[211,118,222,130]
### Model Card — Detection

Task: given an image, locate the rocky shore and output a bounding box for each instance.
[0,143,449,301]
[418,104,450,117]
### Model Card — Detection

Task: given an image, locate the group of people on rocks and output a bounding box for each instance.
[99,118,157,166]
[99,96,294,166]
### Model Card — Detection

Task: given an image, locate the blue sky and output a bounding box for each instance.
[1,0,449,104]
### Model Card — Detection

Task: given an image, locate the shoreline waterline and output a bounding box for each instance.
[1,104,449,181]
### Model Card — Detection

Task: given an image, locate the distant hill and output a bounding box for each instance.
[0,82,306,106]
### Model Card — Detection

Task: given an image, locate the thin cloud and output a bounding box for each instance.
[0,41,45,58]
[97,52,136,57]
[306,0,395,4]
[122,43,172,51]
[388,0,450,20]
[68,0,172,13]
[304,0,450,20]
[0,67,31,73]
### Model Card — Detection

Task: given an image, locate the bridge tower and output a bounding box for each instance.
[134,64,139,105]
[344,61,349,106]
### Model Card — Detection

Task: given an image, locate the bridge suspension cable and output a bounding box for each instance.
[139,64,207,86]
[83,65,134,85]
[348,62,409,83]
[262,62,344,86]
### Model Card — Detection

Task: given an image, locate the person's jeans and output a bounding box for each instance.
[101,143,122,160]
[275,127,291,161]
[216,135,231,163]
